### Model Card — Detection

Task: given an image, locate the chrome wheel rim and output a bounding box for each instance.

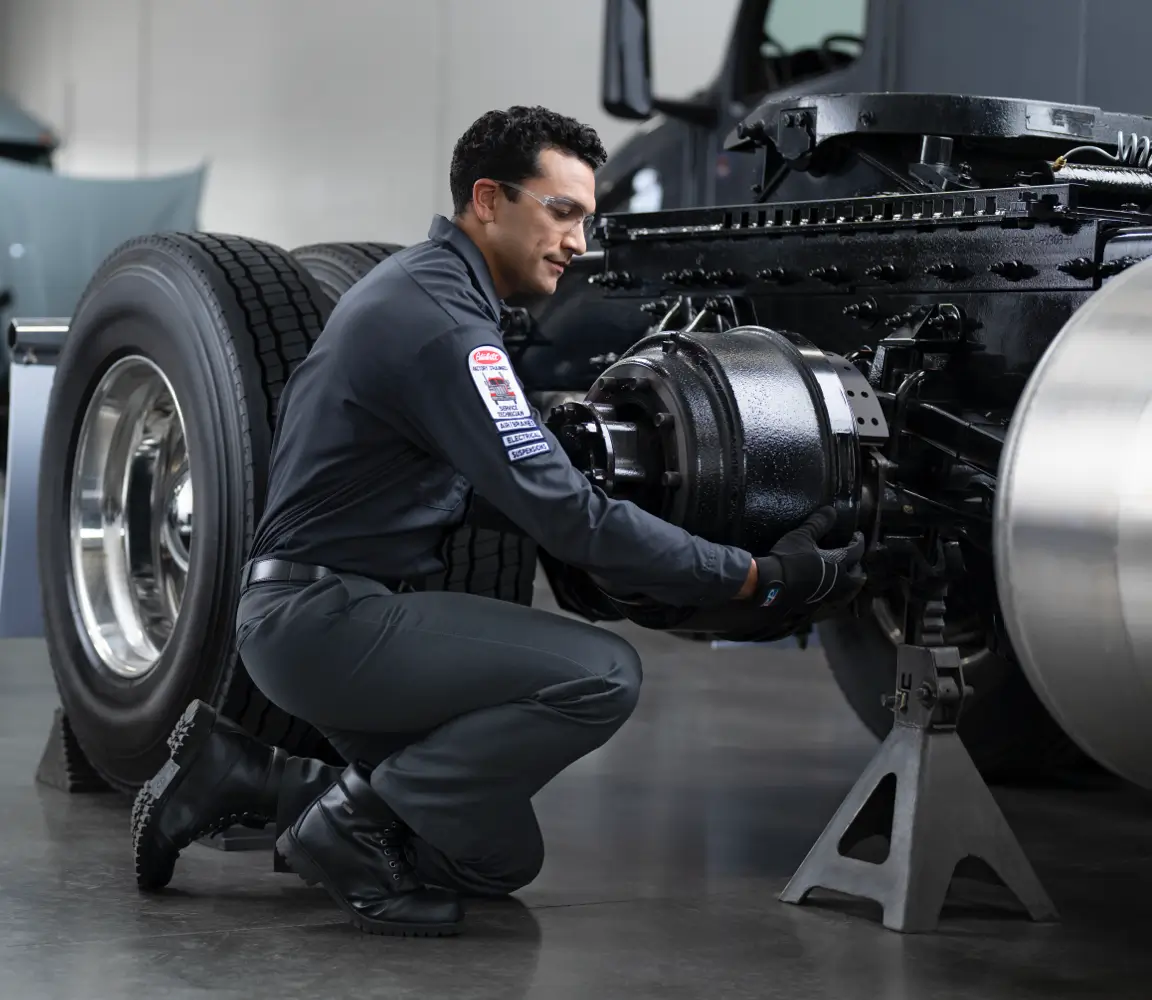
[70,356,192,678]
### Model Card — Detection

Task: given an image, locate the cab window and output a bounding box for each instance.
[740,0,868,100]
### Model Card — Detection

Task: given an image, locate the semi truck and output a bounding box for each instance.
[8,0,1152,797]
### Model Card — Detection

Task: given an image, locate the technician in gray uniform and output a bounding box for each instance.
[130,106,865,937]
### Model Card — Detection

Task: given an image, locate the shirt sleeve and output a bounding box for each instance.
[396,324,752,607]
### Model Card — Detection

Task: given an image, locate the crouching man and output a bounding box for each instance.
[130,105,865,937]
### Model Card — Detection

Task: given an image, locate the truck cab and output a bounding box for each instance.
[595,0,871,215]
[593,0,1152,215]
[517,0,1152,397]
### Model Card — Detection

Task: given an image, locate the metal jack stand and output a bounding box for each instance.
[780,595,1059,933]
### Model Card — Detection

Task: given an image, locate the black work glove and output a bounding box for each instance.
[750,506,866,613]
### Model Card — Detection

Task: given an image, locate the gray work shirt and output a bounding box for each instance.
[250,214,752,606]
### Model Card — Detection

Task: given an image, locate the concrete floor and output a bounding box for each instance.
[2,591,1151,999]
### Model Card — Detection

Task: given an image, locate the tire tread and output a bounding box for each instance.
[173,233,336,761]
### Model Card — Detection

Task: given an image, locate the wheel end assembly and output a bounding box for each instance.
[546,324,889,639]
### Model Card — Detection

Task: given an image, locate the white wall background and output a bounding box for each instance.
[0,0,740,248]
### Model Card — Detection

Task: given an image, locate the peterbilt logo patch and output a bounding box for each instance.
[468,343,531,420]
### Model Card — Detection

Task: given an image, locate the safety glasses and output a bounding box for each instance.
[497,180,597,240]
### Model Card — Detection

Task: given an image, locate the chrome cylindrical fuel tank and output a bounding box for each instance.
[995,256,1152,790]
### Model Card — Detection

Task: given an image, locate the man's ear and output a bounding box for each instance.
[471,179,501,224]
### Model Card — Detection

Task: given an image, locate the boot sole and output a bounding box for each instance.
[276,829,463,938]
[131,700,219,891]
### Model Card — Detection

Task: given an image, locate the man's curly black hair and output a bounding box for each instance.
[450,105,607,217]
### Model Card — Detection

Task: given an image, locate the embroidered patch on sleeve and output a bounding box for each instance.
[507,440,551,463]
[468,345,532,420]
[495,417,538,432]
[502,429,545,448]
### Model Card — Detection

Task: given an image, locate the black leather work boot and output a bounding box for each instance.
[275,763,465,937]
[132,700,284,891]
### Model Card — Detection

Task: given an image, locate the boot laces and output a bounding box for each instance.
[377,821,413,881]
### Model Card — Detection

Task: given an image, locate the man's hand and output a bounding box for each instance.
[742,506,866,612]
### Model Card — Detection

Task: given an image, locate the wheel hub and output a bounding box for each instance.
[545,324,887,637]
[70,356,191,679]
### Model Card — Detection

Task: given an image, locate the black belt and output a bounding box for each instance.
[240,558,334,589]
[240,557,408,592]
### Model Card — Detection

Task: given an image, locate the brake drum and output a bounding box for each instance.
[995,256,1152,790]
[547,324,885,637]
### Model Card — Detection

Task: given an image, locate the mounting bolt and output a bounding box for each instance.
[926,261,965,281]
[990,259,1033,280]
[736,119,767,142]
[809,265,846,284]
[843,298,878,321]
[1059,257,1097,280]
[865,263,902,282]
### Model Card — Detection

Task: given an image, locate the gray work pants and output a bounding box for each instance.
[235,572,643,897]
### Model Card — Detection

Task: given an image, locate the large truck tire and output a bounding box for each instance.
[292,240,539,609]
[817,603,1090,783]
[291,241,405,304]
[38,232,340,792]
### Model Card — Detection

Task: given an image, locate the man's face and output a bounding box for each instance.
[482,148,597,300]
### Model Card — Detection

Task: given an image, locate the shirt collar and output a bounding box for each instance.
[428,214,503,321]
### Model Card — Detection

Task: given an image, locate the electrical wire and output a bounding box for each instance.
[1053,131,1152,171]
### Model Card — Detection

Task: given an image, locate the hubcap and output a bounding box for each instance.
[70,356,192,678]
